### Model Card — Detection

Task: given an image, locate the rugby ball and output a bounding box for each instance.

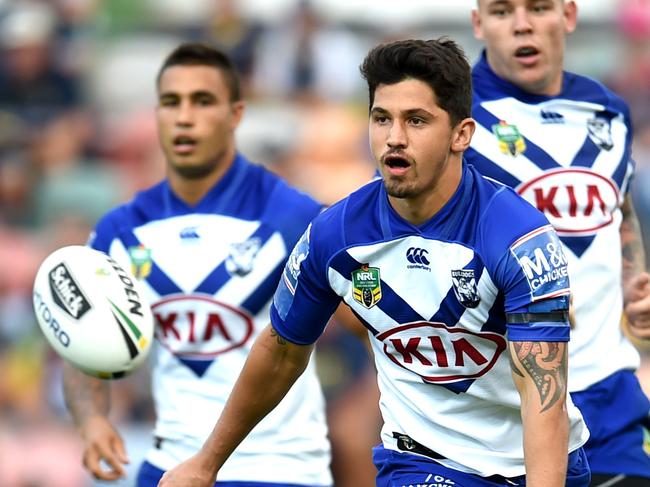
[33,245,154,379]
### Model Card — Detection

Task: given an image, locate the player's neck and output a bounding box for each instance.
[388,161,462,226]
[167,149,237,207]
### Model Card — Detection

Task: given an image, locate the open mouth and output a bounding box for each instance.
[173,135,197,154]
[383,154,411,175]
[515,46,539,59]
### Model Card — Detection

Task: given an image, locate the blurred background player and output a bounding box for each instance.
[62,42,332,487]
[467,1,650,484]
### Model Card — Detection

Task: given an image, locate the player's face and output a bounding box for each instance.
[369,79,473,218]
[472,0,577,96]
[156,65,243,179]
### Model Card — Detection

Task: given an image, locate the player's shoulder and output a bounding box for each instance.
[470,167,550,249]
[309,178,382,246]
[246,159,323,228]
[89,181,166,250]
[313,179,381,228]
[563,70,630,114]
[263,166,320,211]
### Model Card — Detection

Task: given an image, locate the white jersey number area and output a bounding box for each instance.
[376,321,507,384]
[153,294,254,358]
[517,168,619,237]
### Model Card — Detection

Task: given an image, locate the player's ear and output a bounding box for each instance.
[564,1,578,35]
[471,9,483,40]
[451,117,476,153]
[230,100,245,130]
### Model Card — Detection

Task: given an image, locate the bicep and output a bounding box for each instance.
[508,340,568,413]
[256,324,314,373]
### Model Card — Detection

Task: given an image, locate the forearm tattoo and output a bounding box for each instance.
[269,326,288,346]
[63,365,110,424]
[621,195,647,281]
[511,342,567,412]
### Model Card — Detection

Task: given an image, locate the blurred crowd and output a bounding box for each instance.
[0,0,649,486]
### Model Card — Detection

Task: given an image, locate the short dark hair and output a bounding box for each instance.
[156,42,242,102]
[360,38,472,126]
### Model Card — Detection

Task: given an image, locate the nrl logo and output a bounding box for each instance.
[492,120,526,156]
[129,245,152,280]
[451,269,480,309]
[226,237,261,277]
[351,264,382,309]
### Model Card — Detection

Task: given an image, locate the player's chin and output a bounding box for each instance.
[383,179,418,199]
[170,160,215,179]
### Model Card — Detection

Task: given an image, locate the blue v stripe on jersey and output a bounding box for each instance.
[119,232,182,296]
[375,280,425,324]
[570,137,601,168]
[194,224,276,295]
[241,260,285,316]
[429,256,485,326]
[473,106,561,171]
[612,142,633,189]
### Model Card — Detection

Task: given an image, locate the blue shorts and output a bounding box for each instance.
[136,460,327,487]
[571,369,650,478]
[373,445,590,486]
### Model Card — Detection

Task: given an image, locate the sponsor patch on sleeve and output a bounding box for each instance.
[273,224,311,320]
[510,225,570,301]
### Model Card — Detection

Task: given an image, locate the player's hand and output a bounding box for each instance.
[79,415,129,481]
[157,452,217,487]
[624,272,650,339]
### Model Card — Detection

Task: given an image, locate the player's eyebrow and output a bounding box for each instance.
[371,107,433,118]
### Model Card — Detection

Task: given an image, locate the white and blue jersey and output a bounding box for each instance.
[271,164,589,478]
[88,154,332,486]
[467,52,650,477]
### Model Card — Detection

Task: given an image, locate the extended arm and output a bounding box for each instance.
[158,323,314,487]
[62,362,129,480]
[508,340,569,487]
[620,193,650,339]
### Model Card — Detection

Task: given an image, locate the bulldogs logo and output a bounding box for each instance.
[451,269,480,308]
[225,237,261,277]
[587,111,615,151]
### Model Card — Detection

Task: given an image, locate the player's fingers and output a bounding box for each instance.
[94,441,127,480]
[112,435,130,464]
[82,446,101,477]
[83,445,122,481]
[630,272,650,295]
[101,448,127,479]
[627,322,650,340]
[625,273,650,305]
[626,296,650,319]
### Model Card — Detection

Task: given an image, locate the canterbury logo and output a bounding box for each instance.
[540,110,564,124]
[406,247,430,265]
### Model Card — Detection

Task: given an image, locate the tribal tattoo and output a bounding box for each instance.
[510,341,567,412]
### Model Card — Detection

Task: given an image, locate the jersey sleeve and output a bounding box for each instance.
[478,186,572,343]
[270,218,342,345]
[86,207,124,253]
[493,224,571,342]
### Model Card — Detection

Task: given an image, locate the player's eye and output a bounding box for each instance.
[489,7,510,17]
[159,96,179,107]
[373,114,389,124]
[196,96,215,106]
[530,1,552,13]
